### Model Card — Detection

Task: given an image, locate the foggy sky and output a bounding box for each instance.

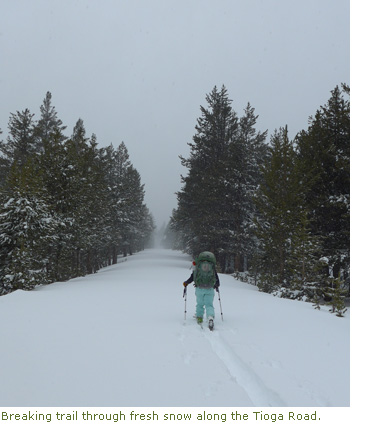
[0,0,350,227]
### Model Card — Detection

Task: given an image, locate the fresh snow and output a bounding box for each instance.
[0,249,349,407]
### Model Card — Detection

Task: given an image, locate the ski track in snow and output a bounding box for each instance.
[203,328,286,407]
[179,319,332,407]
[179,321,285,407]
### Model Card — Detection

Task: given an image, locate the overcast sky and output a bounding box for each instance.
[0,0,349,227]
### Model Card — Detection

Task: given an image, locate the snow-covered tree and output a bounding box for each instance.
[173,86,267,273]
[174,85,239,270]
[0,159,59,293]
[0,95,156,294]
[295,84,350,290]
[225,103,268,272]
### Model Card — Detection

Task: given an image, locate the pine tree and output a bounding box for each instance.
[35,91,67,150]
[175,85,239,270]
[0,109,37,170]
[99,141,154,263]
[226,103,268,272]
[288,210,328,299]
[36,128,74,281]
[63,122,108,277]
[295,84,350,290]
[77,133,110,274]
[0,160,58,293]
[103,142,134,261]
[137,205,155,250]
[0,193,57,292]
[329,273,348,317]
[1,95,155,292]
[173,87,268,273]
[122,165,147,253]
[254,126,304,293]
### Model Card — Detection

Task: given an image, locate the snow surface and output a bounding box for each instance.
[0,249,349,407]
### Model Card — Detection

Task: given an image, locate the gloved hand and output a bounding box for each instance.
[183,282,188,287]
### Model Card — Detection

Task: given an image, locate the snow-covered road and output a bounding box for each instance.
[0,249,349,407]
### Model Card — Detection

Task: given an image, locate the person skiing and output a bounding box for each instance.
[183,251,220,330]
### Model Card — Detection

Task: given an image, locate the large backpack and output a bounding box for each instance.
[193,251,217,288]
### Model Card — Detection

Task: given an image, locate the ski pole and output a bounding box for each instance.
[183,286,187,320]
[217,288,224,321]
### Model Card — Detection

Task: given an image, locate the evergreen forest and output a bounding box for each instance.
[1,86,350,314]
[169,84,349,313]
[0,92,155,295]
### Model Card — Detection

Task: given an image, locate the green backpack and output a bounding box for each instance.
[194,251,217,288]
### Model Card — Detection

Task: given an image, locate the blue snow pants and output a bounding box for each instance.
[195,287,215,319]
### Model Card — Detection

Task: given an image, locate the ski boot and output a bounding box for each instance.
[208,317,214,331]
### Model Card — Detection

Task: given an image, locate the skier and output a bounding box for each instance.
[183,251,220,330]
